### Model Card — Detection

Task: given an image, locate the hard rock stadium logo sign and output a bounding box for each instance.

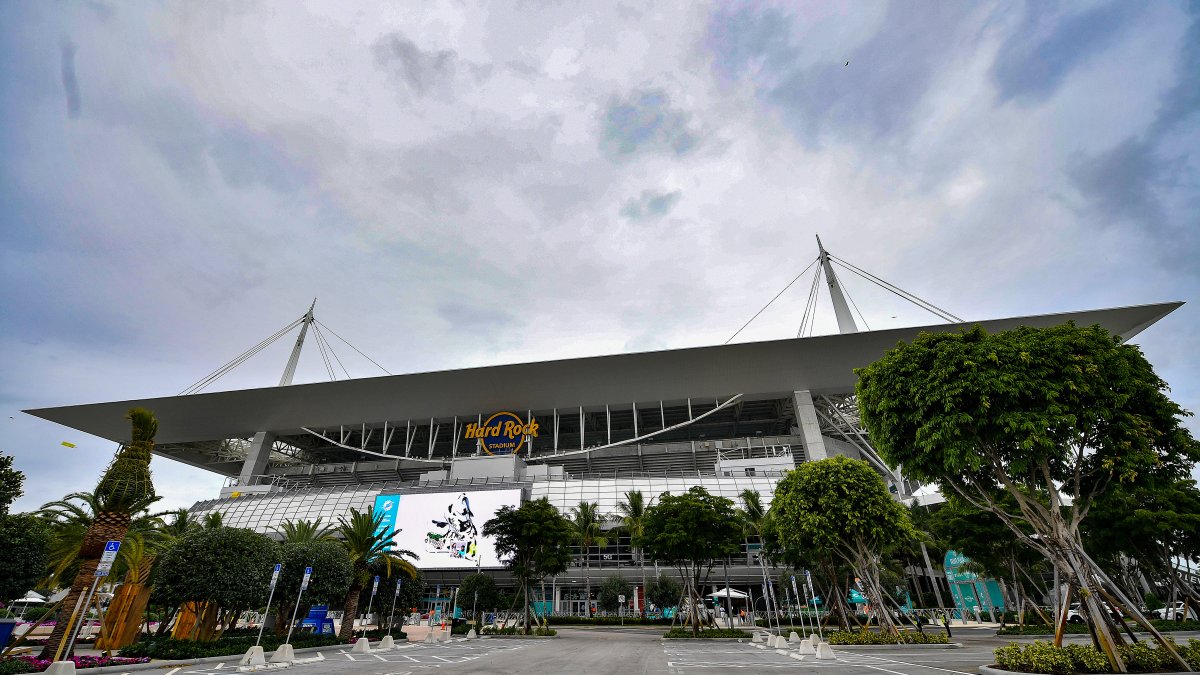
[464,412,539,455]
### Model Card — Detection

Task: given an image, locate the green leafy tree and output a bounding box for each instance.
[482,498,574,634]
[641,487,742,635]
[597,575,632,613]
[569,501,609,616]
[271,540,352,636]
[155,526,280,640]
[40,409,160,659]
[1083,472,1200,608]
[0,451,24,515]
[0,453,51,603]
[456,573,498,625]
[740,490,781,621]
[615,491,650,617]
[334,506,418,640]
[856,322,1200,671]
[769,457,917,634]
[645,574,682,613]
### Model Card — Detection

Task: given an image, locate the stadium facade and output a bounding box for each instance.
[26,275,1183,614]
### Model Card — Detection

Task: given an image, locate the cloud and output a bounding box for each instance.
[373,33,458,95]
[2,0,1199,510]
[990,2,1144,105]
[619,189,682,221]
[601,89,698,158]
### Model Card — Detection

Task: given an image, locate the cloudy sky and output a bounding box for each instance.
[2,1,1197,513]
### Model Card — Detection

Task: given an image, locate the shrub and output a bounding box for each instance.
[118,633,340,660]
[547,616,672,626]
[826,630,949,645]
[993,639,1200,674]
[1116,641,1173,673]
[0,660,36,675]
[995,642,1077,675]
[662,628,749,639]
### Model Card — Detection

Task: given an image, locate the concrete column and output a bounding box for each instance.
[792,391,828,461]
[238,431,275,485]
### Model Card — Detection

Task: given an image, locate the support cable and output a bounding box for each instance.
[843,281,871,331]
[829,255,963,323]
[798,264,823,337]
[315,319,393,375]
[179,316,303,394]
[313,323,351,380]
[311,323,338,381]
[724,256,819,345]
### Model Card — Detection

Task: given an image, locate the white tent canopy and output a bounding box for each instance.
[12,591,45,604]
[709,588,749,599]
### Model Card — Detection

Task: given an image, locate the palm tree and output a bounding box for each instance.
[40,408,160,660]
[272,518,335,543]
[334,506,418,640]
[740,490,777,625]
[615,491,649,617]
[570,502,609,617]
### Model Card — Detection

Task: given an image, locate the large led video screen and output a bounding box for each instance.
[373,489,522,569]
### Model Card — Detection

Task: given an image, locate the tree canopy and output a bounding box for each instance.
[0,454,49,602]
[642,487,741,634]
[769,456,916,633]
[482,498,574,633]
[0,451,24,515]
[156,527,279,611]
[856,322,1200,670]
[597,575,632,612]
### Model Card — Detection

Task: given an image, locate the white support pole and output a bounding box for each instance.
[632,402,638,438]
[687,398,693,420]
[579,406,584,450]
[553,408,559,454]
[660,401,665,430]
[451,417,459,458]
[405,420,413,457]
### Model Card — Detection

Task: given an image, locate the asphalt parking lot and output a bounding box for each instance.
[156,626,1200,675]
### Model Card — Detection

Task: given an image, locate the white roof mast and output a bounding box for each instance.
[816,235,858,334]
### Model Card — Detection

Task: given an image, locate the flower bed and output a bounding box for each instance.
[0,655,151,673]
[826,630,949,645]
[992,639,1200,674]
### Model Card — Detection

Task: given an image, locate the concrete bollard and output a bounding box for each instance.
[466,628,477,639]
[379,635,395,650]
[773,635,789,649]
[43,663,75,675]
[269,643,295,663]
[788,631,801,643]
[798,640,817,656]
[351,637,371,654]
[751,632,763,643]
[423,632,435,644]
[240,646,267,666]
[815,642,835,660]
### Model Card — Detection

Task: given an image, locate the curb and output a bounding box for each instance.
[979,667,1200,675]
[68,642,360,674]
[833,643,963,649]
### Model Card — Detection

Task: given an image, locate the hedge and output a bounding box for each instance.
[662,628,750,639]
[826,630,949,645]
[993,639,1200,674]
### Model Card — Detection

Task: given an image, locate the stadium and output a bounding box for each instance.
[25,245,1183,617]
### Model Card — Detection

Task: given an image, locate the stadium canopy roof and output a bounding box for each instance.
[25,302,1181,446]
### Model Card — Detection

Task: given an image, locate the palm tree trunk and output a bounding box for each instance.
[338,585,363,641]
[40,514,131,660]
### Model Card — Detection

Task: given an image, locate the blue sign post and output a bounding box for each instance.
[285,567,312,645]
[256,563,282,647]
[361,575,380,636]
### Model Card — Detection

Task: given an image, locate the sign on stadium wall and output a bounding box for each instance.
[464,412,538,455]
[373,489,522,569]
